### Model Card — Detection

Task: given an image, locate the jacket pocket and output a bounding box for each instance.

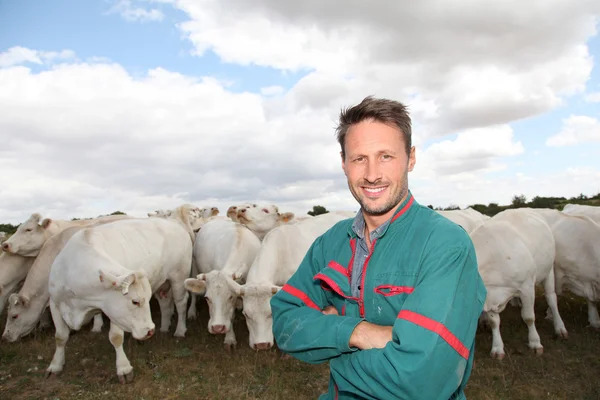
[374,284,414,296]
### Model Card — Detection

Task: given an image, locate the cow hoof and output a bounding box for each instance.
[118,370,135,384]
[533,347,544,356]
[491,351,505,360]
[45,370,61,379]
[224,343,236,352]
[587,325,600,332]
[174,331,186,338]
[557,331,568,340]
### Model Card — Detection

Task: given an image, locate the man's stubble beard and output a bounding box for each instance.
[348,173,409,217]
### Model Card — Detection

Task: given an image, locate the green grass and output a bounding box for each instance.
[0,293,598,399]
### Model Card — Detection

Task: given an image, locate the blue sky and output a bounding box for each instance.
[0,0,307,91]
[0,0,598,222]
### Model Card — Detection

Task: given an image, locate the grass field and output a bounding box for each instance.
[0,291,599,400]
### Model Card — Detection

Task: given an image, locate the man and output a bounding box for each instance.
[271,96,487,400]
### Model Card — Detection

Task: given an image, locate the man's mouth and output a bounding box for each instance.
[361,186,388,197]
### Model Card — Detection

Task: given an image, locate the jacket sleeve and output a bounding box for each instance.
[271,235,365,364]
[329,240,486,399]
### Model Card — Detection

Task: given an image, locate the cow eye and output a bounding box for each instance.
[262,208,269,213]
[132,300,140,307]
[11,314,18,320]
[25,228,32,232]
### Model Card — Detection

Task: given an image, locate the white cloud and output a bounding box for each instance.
[2,0,600,222]
[260,85,285,96]
[0,47,75,68]
[546,115,600,146]
[0,54,538,224]
[168,0,597,134]
[106,0,164,22]
[413,125,524,179]
[585,92,600,102]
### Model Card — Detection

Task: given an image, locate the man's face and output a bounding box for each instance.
[341,119,416,218]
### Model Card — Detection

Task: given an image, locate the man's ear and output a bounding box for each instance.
[407,146,416,172]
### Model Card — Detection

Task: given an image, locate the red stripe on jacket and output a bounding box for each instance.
[398,309,470,359]
[328,261,349,277]
[282,284,320,311]
[391,195,414,223]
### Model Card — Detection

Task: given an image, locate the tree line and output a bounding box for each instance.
[427,192,600,217]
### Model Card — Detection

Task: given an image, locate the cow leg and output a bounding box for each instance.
[187,259,199,320]
[587,300,600,329]
[487,311,505,360]
[91,313,104,333]
[224,318,237,351]
[543,269,568,338]
[171,283,189,338]
[155,291,174,333]
[109,322,134,384]
[46,300,70,377]
[519,287,543,355]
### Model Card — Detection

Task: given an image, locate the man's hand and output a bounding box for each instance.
[322,306,339,315]
[349,321,393,350]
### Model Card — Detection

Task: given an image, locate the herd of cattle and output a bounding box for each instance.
[0,202,598,384]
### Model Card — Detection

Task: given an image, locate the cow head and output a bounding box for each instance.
[185,270,244,335]
[226,278,281,351]
[2,213,53,257]
[2,293,38,342]
[236,205,294,239]
[98,269,155,340]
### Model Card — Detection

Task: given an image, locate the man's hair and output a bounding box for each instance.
[335,96,412,159]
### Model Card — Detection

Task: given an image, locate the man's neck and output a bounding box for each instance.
[362,192,409,236]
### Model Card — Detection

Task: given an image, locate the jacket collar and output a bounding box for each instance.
[348,190,417,238]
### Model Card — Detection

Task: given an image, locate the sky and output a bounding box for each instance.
[0,0,599,224]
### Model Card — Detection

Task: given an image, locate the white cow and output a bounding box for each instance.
[471,208,567,359]
[2,217,129,342]
[0,252,35,316]
[226,212,354,350]
[0,214,130,315]
[184,219,261,349]
[45,205,194,383]
[147,203,204,235]
[562,203,600,224]
[436,208,490,234]
[236,204,295,240]
[226,203,257,223]
[2,213,130,257]
[534,208,600,329]
[200,207,219,219]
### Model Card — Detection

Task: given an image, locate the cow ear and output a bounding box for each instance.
[41,218,52,229]
[279,212,294,223]
[98,269,134,293]
[184,278,206,294]
[18,294,30,308]
[99,269,119,289]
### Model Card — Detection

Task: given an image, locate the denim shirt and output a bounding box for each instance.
[350,211,393,298]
